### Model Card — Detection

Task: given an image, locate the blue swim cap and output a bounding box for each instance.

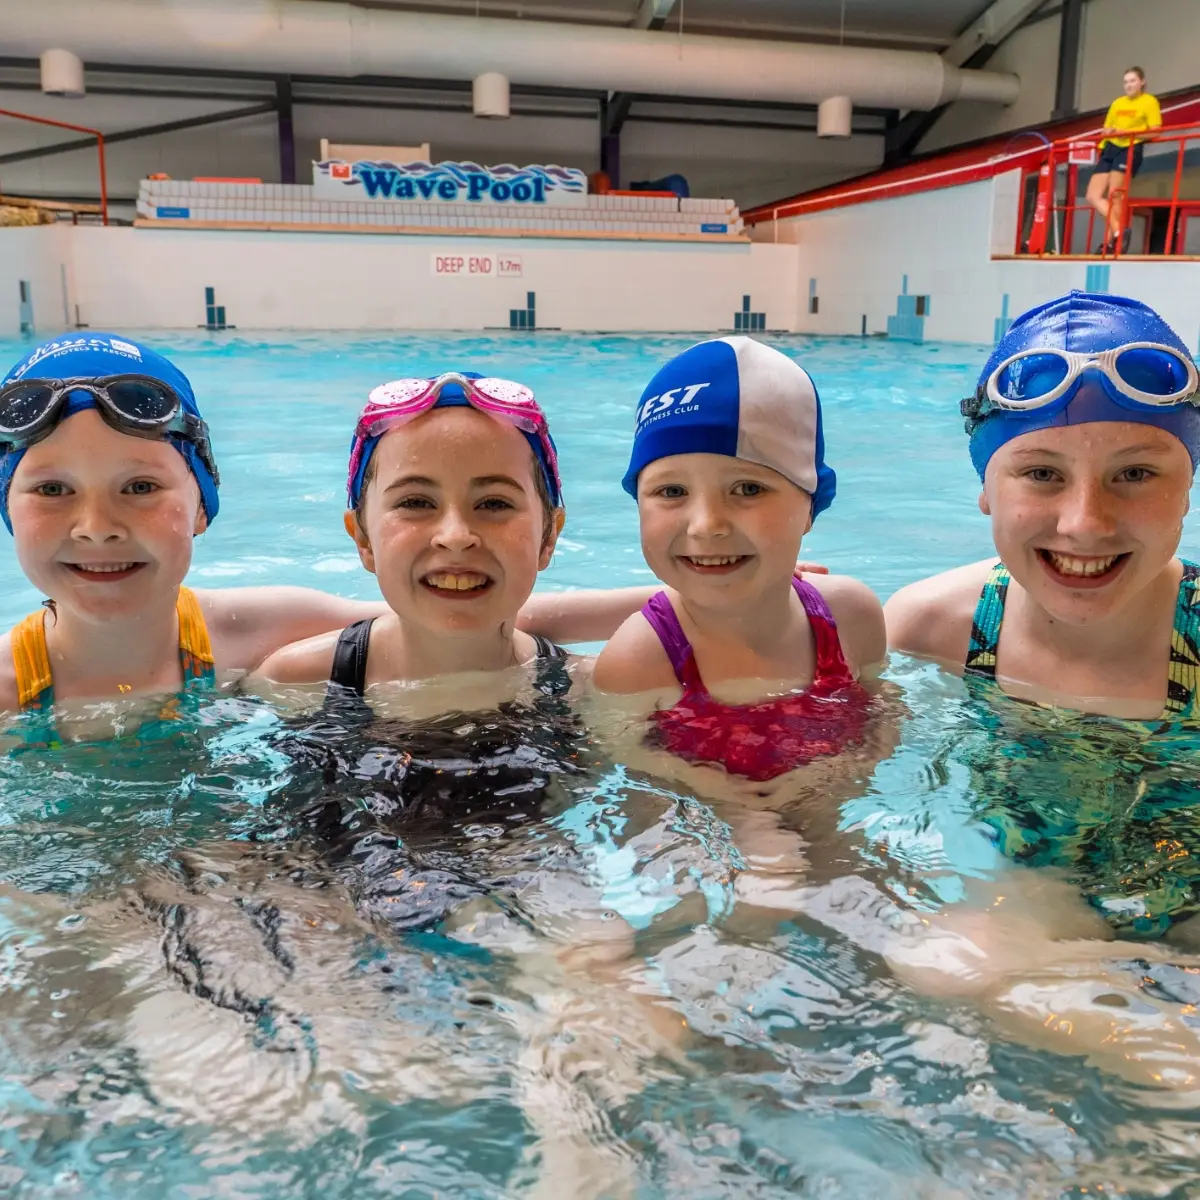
[348,372,562,510]
[0,333,219,533]
[968,291,1200,479]
[621,336,836,518]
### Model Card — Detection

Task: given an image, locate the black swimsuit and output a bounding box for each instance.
[269,619,592,930]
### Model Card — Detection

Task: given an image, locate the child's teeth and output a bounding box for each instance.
[1048,552,1119,577]
[77,562,134,573]
[425,572,488,591]
[690,556,741,566]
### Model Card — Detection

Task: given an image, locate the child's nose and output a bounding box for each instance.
[431,506,481,551]
[70,494,125,542]
[686,495,731,539]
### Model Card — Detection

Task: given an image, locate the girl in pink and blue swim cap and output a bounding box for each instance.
[596,335,887,784]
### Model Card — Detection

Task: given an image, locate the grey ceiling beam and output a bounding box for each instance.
[886,0,1051,164]
[0,102,276,166]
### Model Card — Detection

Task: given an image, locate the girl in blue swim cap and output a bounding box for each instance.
[887,290,1200,721]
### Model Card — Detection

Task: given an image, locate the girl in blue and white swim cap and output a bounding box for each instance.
[887,289,1200,723]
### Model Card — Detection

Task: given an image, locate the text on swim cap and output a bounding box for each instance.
[636,382,710,428]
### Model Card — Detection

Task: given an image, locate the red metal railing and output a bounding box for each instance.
[0,106,108,226]
[1020,121,1200,258]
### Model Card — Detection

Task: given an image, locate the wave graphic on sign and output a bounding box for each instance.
[315,160,586,192]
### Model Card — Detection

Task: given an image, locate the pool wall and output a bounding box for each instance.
[5,175,1200,344]
[0,225,800,336]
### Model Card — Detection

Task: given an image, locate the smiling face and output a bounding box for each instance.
[981,412,1192,626]
[636,453,811,608]
[6,408,205,622]
[348,406,560,637]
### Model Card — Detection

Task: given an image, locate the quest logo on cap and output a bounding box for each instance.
[621,336,836,518]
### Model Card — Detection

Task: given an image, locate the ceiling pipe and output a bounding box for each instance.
[817,96,852,138]
[473,71,510,118]
[4,0,1020,111]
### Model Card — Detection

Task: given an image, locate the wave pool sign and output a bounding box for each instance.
[313,160,587,206]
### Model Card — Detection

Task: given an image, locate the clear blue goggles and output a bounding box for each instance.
[962,342,1200,430]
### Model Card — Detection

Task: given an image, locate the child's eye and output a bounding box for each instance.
[654,484,687,499]
[33,481,69,497]
[124,480,159,496]
[732,480,768,497]
[1116,465,1154,484]
[477,496,516,512]
[394,495,435,510]
[1023,467,1061,484]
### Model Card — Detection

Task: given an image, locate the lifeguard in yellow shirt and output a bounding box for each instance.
[1085,66,1162,253]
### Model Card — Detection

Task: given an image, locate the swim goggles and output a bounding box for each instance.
[0,374,220,483]
[961,342,1200,432]
[347,371,562,506]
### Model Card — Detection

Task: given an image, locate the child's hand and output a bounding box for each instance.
[795,561,828,576]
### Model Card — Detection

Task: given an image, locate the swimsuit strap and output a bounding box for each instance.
[1164,559,1200,719]
[792,576,855,686]
[530,633,572,698]
[328,618,376,698]
[11,609,53,712]
[641,576,854,693]
[640,591,697,688]
[10,587,215,716]
[176,586,216,689]
[964,562,1011,680]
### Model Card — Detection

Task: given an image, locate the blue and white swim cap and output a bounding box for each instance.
[967,291,1200,479]
[621,336,836,518]
[0,334,219,532]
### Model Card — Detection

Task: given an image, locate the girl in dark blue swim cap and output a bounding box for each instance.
[887,289,1200,722]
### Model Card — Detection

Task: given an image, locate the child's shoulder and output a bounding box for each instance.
[883,558,998,667]
[592,597,679,696]
[250,627,343,687]
[803,573,887,676]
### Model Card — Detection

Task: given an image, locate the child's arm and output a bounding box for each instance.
[518,563,831,646]
[517,588,657,646]
[199,586,387,673]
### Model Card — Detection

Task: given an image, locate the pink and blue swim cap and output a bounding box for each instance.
[965,291,1200,478]
[622,336,836,517]
[0,334,219,533]
[347,371,562,510]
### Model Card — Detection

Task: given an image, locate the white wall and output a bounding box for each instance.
[922,0,1200,153]
[756,175,1200,348]
[0,224,800,336]
[0,85,882,217]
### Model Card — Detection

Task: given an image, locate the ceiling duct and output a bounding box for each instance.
[5,0,1020,112]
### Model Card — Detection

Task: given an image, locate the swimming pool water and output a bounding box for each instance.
[3,330,1200,1198]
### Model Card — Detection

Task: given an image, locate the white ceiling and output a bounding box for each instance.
[340,0,1008,50]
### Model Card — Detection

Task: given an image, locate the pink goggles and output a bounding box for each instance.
[346,372,562,508]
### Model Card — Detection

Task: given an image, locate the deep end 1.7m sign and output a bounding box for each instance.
[314,160,587,207]
[431,253,522,278]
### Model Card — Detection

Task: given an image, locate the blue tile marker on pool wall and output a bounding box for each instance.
[1085,264,1111,293]
[993,293,1012,343]
[733,295,766,332]
[886,274,930,342]
[510,292,537,330]
[202,286,230,331]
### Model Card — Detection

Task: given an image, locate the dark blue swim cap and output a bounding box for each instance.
[0,334,219,533]
[968,291,1200,479]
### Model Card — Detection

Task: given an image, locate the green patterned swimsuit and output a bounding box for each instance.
[964,560,1200,938]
